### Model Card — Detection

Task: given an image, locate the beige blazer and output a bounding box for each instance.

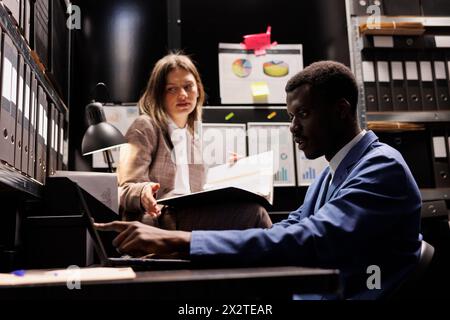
[118,114,205,216]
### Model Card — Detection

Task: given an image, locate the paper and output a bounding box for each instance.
[405,62,419,80]
[362,61,375,82]
[0,267,135,286]
[158,151,274,208]
[93,105,139,168]
[377,61,390,82]
[434,61,446,80]
[432,137,447,158]
[241,26,277,56]
[373,36,394,48]
[54,171,119,214]
[218,43,303,104]
[204,150,274,204]
[391,62,404,80]
[435,35,450,48]
[247,123,296,187]
[420,61,433,82]
[295,149,328,186]
[251,81,270,99]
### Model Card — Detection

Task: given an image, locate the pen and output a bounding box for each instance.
[11,269,26,277]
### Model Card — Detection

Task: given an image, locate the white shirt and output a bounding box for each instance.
[329,130,367,182]
[168,118,191,195]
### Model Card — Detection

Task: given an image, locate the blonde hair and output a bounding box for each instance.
[138,52,205,133]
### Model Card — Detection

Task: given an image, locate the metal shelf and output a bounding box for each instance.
[0,3,68,118]
[367,111,450,123]
[420,188,450,201]
[0,162,43,198]
[354,16,450,27]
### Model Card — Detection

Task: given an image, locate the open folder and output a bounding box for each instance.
[157,151,274,210]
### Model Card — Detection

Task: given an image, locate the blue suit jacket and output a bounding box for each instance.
[190,131,422,299]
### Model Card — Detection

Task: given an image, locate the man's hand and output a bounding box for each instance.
[141,183,161,217]
[94,221,191,258]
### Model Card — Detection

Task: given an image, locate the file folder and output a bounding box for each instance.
[390,60,408,111]
[0,33,15,166]
[376,60,393,111]
[10,42,18,168]
[14,54,24,171]
[3,0,20,26]
[419,60,437,111]
[35,85,44,183]
[433,56,450,110]
[404,60,422,111]
[42,92,48,184]
[431,133,450,187]
[362,59,378,112]
[21,63,31,174]
[28,74,37,179]
[57,110,63,170]
[48,102,57,176]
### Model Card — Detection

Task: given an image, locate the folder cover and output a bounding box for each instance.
[376,60,393,111]
[21,64,31,173]
[362,59,378,112]
[390,59,408,111]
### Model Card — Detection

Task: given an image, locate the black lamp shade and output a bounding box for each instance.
[81,101,127,155]
[82,122,127,155]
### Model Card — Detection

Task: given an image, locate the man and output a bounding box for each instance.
[96,61,422,299]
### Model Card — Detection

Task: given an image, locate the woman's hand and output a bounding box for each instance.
[140,182,161,217]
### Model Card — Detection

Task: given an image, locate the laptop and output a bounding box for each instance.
[76,184,192,270]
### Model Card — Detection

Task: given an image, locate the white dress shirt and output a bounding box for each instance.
[168,118,191,195]
[329,130,367,183]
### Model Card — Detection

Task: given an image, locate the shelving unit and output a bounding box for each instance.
[0,2,69,197]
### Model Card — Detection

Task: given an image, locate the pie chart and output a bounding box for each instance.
[232,59,252,78]
[263,60,289,77]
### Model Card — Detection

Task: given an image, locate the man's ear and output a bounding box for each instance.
[336,98,352,119]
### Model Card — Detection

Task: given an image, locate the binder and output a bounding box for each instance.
[390,58,408,111]
[28,73,37,179]
[47,102,57,176]
[14,54,24,171]
[21,63,31,174]
[57,110,63,170]
[433,53,450,110]
[419,59,437,111]
[3,0,20,26]
[0,33,15,166]
[376,60,393,111]
[24,0,31,43]
[404,59,422,111]
[10,41,18,167]
[42,92,48,184]
[362,59,378,112]
[431,132,450,187]
[35,85,44,183]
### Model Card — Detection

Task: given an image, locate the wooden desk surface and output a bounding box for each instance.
[0,266,341,300]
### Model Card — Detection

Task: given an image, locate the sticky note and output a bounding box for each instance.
[251,81,269,98]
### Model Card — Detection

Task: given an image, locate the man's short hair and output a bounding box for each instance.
[285,61,358,115]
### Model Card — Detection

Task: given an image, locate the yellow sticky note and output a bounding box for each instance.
[251,81,269,98]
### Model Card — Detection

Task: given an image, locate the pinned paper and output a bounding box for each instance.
[241,26,278,56]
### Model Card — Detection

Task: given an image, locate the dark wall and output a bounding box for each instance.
[70,0,168,170]
[69,0,349,170]
[180,0,350,105]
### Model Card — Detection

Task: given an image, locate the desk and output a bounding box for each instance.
[0,266,340,300]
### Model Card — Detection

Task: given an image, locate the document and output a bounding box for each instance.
[0,267,135,286]
[157,151,274,209]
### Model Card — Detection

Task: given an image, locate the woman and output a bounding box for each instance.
[118,53,272,231]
